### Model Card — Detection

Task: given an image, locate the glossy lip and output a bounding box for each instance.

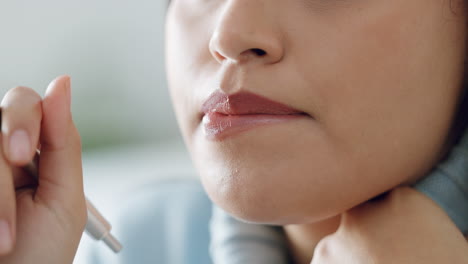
[201,91,311,140]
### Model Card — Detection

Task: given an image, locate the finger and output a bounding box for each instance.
[12,166,37,191]
[0,87,42,166]
[0,138,16,255]
[342,187,468,261]
[35,76,86,219]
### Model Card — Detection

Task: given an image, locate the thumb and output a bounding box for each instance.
[35,76,85,212]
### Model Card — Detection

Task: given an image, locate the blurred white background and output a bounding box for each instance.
[0,1,197,263]
[0,0,176,147]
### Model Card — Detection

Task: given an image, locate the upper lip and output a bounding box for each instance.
[201,90,308,116]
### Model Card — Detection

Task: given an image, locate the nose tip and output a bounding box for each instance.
[209,24,284,65]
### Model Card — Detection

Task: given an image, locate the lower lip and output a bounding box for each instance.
[202,112,308,140]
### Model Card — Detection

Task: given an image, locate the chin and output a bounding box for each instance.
[186,114,441,225]
[190,125,360,225]
[198,164,346,225]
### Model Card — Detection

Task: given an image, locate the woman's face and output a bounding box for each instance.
[165,0,467,224]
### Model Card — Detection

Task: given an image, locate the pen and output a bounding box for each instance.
[23,153,123,253]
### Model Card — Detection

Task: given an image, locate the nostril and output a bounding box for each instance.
[251,48,267,56]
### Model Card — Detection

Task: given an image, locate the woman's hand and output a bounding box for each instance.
[312,187,468,264]
[0,76,87,263]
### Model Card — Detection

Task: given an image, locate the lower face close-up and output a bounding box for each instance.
[165,0,467,225]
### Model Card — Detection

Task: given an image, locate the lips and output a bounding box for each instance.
[201,91,310,140]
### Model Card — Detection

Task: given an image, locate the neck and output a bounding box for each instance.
[284,215,341,264]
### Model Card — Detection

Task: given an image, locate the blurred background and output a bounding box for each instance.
[0,1,197,262]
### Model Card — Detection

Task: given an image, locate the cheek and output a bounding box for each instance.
[325,6,463,179]
[280,0,465,221]
[165,8,215,143]
[166,0,466,225]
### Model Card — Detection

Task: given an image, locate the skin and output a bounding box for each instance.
[165,0,468,262]
[0,76,87,262]
[310,187,468,264]
[166,0,466,223]
[0,0,466,262]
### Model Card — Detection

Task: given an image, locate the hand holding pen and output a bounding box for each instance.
[0,76,120,263]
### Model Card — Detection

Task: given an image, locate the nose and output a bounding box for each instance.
[209,1,284,65]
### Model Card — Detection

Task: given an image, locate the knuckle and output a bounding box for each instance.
[313,236,334,261]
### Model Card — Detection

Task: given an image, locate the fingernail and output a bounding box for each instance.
[0,220,12,254]
[9,130,30,162]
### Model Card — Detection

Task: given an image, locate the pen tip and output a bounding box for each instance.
[103,234,123,253]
